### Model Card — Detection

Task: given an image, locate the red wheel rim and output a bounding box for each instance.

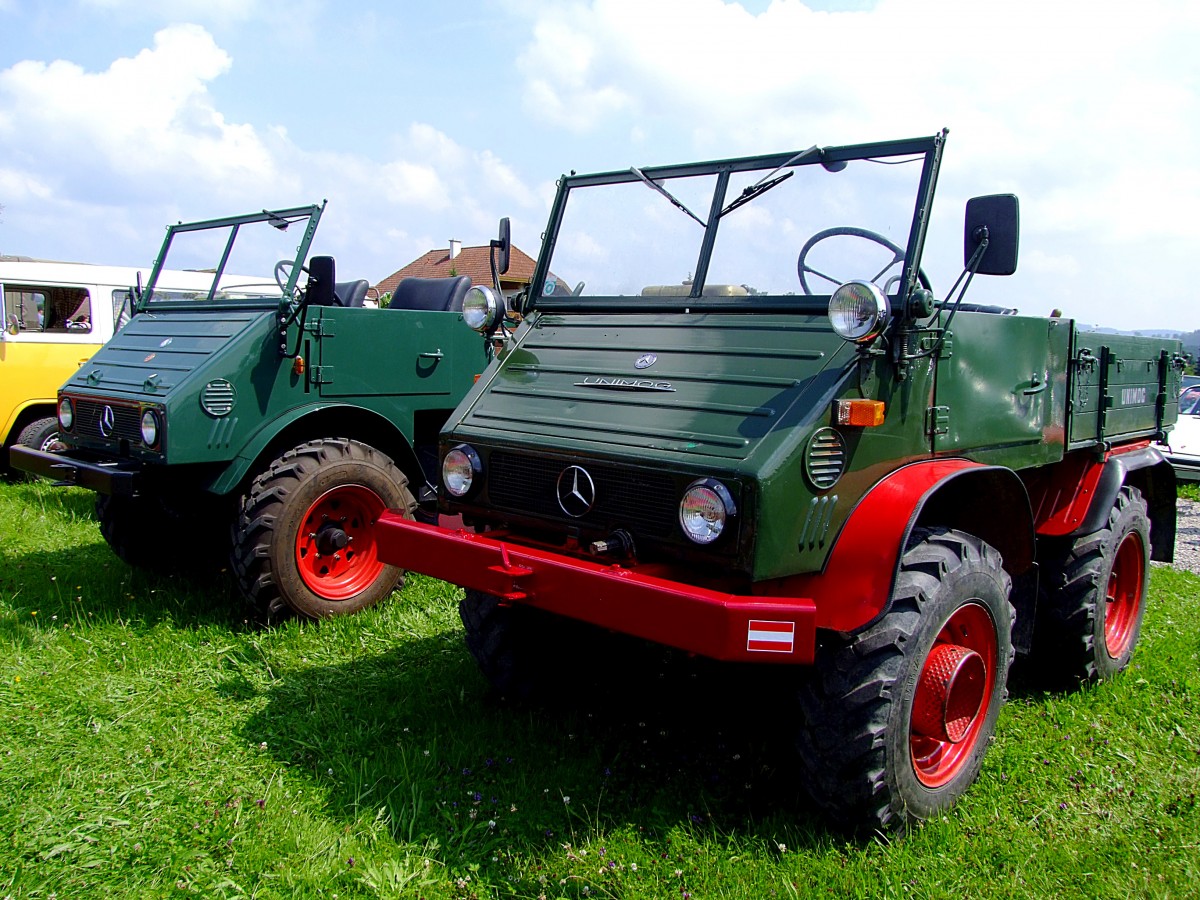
[910,602,998,788]
[1104,531,1145,658]
[294,484,388,601]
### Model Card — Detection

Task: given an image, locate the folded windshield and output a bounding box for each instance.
[536,138,938,307]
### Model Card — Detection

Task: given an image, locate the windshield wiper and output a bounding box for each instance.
[720,170,794,218]
[263,209,293,231]
[630,166,707,227]
[720,144,851,217]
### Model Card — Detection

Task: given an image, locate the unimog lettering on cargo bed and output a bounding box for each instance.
[372,131,1185,830]
[13,205,508,622]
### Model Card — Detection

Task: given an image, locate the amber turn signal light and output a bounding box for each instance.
[835,399,886,427]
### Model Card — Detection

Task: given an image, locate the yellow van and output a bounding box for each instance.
[1,257,250,471]
[1,257,148,467]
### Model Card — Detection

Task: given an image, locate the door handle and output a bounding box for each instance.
[419,349,444,360]
[1022,373,1047,395]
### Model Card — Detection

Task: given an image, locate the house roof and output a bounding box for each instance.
[373,243,538,296]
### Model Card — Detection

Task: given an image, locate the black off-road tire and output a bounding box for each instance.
[1036,485,1150,682]
[96,492,230,575]
[232,438,415,623]
[17,417,61,453]
[796,528,1015,831]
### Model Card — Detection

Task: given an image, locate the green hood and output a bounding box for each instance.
[65,308,268,401]
[455,311,852,470]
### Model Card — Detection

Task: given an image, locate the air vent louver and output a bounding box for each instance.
[805,427,847,490]
[201,380,236,417]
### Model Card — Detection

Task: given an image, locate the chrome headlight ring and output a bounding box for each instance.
[443,443,483,497]
[679,477,737,545]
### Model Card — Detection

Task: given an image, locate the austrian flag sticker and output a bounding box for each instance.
[747,619,796,654]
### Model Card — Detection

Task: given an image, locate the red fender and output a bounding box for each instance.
[1024,440,1153,537]
[760,459,1023,633]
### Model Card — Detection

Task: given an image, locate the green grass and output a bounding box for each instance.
[1178,481,1200,502]
[2,477,1199,899]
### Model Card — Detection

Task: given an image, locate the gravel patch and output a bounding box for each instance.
[1169,498,1200,576]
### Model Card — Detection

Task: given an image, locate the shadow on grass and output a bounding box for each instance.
[240,631,828,860]
[1,537,248,632]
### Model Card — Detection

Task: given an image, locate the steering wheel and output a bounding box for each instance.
[797,226,931,296]
[274,259,309,294]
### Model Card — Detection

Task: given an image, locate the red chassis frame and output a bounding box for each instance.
[374,458,1021,665]
[375,515,818,664]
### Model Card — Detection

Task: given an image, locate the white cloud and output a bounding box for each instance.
[0,25,544,281]
[511,0,1200,328]
[0,24,277,200]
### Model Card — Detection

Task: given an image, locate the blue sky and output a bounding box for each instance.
[2,0,1198,331]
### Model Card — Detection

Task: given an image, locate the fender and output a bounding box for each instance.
[1025,442,1176,561]
[203,403,418,496]
[763,459,1035,634]
[1075,443,1171,537]
[3,399,56,445]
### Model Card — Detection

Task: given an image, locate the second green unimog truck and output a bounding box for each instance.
[371,131,1184,830]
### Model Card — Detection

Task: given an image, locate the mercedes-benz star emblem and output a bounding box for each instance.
[556,465,596,518]
[99,405,116,438]
[635,353,657,369]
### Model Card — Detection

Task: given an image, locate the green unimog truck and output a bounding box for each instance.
[12,204,503,622]
[371,132,1185,829]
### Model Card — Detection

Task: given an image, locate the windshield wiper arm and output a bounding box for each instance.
[630,166,707,227]
[263,209,292,231]
[748,145,819,190]
[720,170,794,217]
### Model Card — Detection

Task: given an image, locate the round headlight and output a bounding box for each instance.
[829,280,890,343]
[462,285,501,332]
[140,409,161,448]
[443,444,482,497]
[58,397,74,431]
[679,478,737,545]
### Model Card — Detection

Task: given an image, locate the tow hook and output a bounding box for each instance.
[588,529,635,559]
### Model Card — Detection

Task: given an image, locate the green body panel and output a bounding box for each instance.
[459,312,850,463]
[314,307,477,399]
[932,312,1072,469]
[61,303,490,492]
[1068,332,1179,447]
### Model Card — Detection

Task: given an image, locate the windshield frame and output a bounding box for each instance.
[139,204,324,311]
[529,133,945,314]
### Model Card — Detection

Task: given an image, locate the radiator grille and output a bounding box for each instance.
[71,398,142,444]
[489,451,679,539]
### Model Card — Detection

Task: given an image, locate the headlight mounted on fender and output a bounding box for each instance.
[679,478,737,545]
[443,444,483,497]
[462,285,501,332]
[829,280,890,343]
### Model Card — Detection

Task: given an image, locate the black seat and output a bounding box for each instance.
[333,279,369,308]
[389,275,471,312]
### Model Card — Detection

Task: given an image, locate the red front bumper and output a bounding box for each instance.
[376,513,816,664]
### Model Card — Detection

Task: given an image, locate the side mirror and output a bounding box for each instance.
[493,217,511,276]
[306,256,336,307]
[964,194,1019,276]
[4,314,19,338]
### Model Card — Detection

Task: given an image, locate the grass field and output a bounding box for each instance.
[2,477,1199,899]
